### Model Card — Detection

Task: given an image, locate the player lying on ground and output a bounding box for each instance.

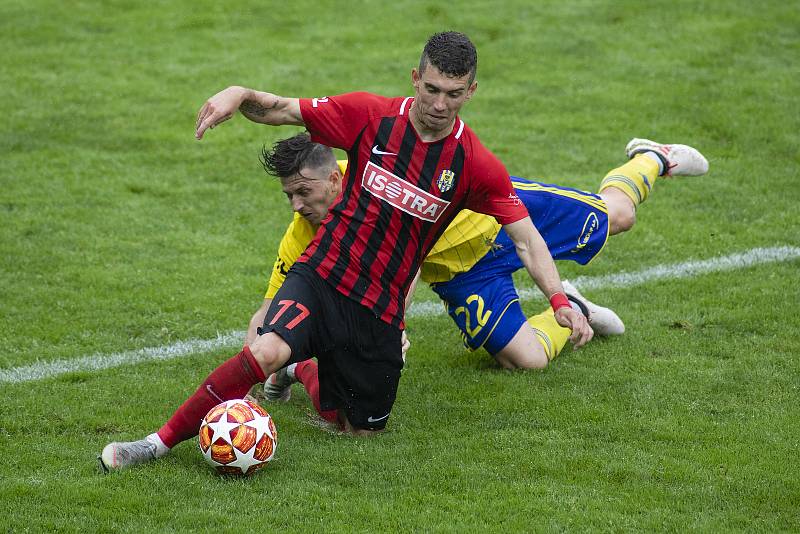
[100,31,592,470]
[253,135,709,424]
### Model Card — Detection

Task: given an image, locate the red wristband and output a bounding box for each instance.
[549,293,570,312]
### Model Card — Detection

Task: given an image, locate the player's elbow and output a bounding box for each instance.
[512,238,534,260]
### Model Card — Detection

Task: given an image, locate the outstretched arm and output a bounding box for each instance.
[195,86,303,139]
[502,217,593,348]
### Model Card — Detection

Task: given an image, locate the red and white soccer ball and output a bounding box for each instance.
[198,399,277,476]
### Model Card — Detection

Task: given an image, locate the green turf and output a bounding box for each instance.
[1,0,799,531]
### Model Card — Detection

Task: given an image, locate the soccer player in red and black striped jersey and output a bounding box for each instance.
[99,31,592,470]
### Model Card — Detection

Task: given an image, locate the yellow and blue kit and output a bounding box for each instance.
[429,177,609,354]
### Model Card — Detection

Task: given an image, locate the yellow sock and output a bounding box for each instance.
[526,308,571,361]
[599,154,661,207]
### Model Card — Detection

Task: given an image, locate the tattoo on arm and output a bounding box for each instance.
[239,99,277,117]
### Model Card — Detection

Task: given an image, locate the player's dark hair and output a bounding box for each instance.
[419,31,478,83]
[260,132,336,179]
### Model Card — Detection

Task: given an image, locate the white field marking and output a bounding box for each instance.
[517,245,800,300]
[0,331,245,384]
[2,246,798,384]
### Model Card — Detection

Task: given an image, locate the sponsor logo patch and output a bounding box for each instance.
[362,161,450,222]
[572,212,599,252]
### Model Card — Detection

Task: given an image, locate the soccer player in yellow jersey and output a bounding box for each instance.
[250,133,708,421]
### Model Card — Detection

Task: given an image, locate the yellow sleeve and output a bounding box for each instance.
[337,159,348,174]
[265,213,319,298]
[421,209,501,284]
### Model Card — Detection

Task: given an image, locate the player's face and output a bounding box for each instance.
[411,66,476,134]
[281,166,341,226]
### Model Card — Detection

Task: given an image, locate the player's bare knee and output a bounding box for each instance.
[602,189,636,235]
[511,353,548,370]
[494,346,548,370]
[611,206,636,234]
[249,332,292,373]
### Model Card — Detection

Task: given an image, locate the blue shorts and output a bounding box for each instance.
[431,178,609,354]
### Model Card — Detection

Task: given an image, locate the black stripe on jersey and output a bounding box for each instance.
[375,135,445,326]
[388,117,418,181]
[305,127,366,273]
[390,143,466,326]
[348,118,411,299]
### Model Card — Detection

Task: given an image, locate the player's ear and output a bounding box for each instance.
[411,68,420,88]
[329,168,342,191]
[465,80,477,101]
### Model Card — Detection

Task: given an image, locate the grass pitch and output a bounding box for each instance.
[1,0,799,531]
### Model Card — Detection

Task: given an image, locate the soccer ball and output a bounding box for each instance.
[198,399,277,476]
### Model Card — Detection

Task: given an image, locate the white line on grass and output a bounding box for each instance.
[0,332,246,384]
[2,245,798,384]
[518,245,800,299]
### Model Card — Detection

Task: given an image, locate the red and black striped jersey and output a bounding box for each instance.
[298,92,527,328]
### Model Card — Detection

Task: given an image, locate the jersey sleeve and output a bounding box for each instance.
[265,213,318,299]
[463,144,529,225]
[299,92,384,151]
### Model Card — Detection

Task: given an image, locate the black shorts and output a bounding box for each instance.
[260,262,404,430]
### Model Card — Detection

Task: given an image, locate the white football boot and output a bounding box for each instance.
[263,364,297,402]
[561,280,625,336]
[99,433,168,472]
[625,138,709,176]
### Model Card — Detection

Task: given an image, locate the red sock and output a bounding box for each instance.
[157,346,266,448]
[294,360,337,424]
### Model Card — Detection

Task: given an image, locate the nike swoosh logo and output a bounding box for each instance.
[372,145,397,156]
[366,412,390,423]
[206,385,224,403]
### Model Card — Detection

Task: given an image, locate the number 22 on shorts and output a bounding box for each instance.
[269,299,310,330]
[454,294,492,338]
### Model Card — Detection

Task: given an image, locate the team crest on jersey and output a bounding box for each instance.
[437,170,455,193]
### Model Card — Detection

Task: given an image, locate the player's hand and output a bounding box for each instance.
[195,86,247,140]
[401,330,410,362]
[554,307,593,349]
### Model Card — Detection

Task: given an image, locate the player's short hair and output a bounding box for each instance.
[419,31,478,83]
[261,132,336,179]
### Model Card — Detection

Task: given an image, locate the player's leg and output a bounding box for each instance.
[489,283,622,369]
[432,271,567,369]
[492,306,568,369]
[261,266,403,435]
[99,337,284,472]
[316,294,404,435]
[99,269,317,472]
[600,186,637,235]
[598,153,660,235]
[599,139,709,235]
[262,360,339,425]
